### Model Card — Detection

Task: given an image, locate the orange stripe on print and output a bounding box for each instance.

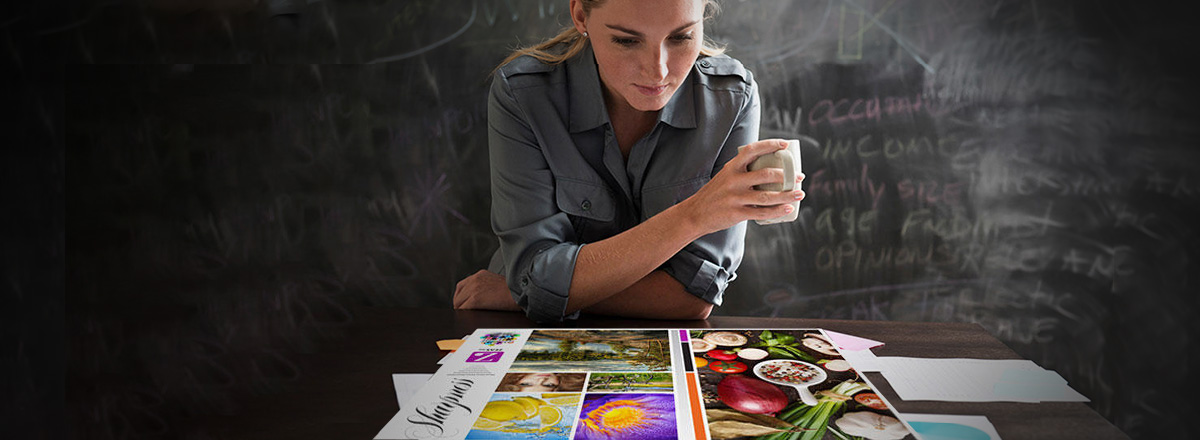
[686,372,706,439]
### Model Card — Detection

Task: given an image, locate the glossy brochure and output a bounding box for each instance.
[375,328,917,440]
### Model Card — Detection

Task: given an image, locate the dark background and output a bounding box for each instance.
[5,0,1198,438]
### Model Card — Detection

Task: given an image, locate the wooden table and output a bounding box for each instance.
[208,307,1128,439]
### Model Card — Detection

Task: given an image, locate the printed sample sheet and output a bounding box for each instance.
[376,329,917,440]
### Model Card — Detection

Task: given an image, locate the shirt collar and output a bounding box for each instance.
[658,66,697,129]
[567,44,608,133]
[567,44,698,133]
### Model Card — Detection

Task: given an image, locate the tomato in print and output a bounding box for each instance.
[854,392,888,410]
[708,360,748,374]
[707,349,738,361]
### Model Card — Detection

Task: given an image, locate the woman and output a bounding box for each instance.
[453,0,804,322]
[496,372,587,392]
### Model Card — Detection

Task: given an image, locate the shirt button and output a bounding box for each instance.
[520,276,529,287]
[581,200,592,211]
[699,59,711,68]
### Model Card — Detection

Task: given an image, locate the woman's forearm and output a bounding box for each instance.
[561,140,799,317]
[565,201,705,314]
[581,270,713,320]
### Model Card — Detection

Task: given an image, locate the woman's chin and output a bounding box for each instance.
[630,98,670,113]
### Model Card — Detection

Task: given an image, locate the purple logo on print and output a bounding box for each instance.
[465,351,503,363]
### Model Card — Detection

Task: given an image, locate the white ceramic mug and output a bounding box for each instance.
[740,139,804,225]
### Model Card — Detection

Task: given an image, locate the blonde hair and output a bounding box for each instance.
[496,0,726,71]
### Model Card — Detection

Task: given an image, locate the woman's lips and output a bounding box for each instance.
[635,84,668,96]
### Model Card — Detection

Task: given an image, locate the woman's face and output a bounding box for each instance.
[573,0,705,114]
[517,373,560,391]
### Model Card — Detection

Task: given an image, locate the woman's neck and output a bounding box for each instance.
[604,90,659,161]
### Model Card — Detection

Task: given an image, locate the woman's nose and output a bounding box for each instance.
[644,45,668,81]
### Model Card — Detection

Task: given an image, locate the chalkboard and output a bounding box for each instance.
[55,0,1198,439]
[3,1,67,437]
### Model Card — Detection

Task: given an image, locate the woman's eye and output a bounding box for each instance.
[670,34,694,44]
[612,37,639,47]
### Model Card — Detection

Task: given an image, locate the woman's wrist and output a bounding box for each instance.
[665,197,709,243]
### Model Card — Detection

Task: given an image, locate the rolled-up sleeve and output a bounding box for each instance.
[661,74,760,306]
[488,72,581,323]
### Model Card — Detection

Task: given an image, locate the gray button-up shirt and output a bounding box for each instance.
[487,44,760,323]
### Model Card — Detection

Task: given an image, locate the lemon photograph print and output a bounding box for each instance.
[466,393,582,439]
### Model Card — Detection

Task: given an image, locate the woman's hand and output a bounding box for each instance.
[453,270,522,311]
[678,139,806,235]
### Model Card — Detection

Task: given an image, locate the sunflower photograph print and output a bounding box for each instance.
[574,393,677,440]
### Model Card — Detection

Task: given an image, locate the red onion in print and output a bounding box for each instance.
[717,375,788,415]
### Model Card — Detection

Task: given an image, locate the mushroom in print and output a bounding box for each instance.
[801,333,840,356]
[834,411,911,440]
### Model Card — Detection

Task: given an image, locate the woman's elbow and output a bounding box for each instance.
[676,301,713,320]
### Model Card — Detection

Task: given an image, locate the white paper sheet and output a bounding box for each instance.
[393,373,435,409]
[840,346,884,371]
[878,357,1086,402]
[993,368,1089,402]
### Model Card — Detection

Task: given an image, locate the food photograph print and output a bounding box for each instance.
[691,330,914,440]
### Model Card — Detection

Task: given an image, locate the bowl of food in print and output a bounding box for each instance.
[752,359,827,406]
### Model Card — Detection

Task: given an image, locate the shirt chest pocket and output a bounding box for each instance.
[640,177,709,222]
[556,178,617,241]
[555,178,616,221]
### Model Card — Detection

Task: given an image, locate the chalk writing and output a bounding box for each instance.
[1112,204,1165,240]
[806,164,887,209]
[482,0,519,26]
[960,312,1058,345]
[1145,172,1199,199]
[1059,246,1135,283]
[752,0,837,64]
[810,238,1096,279]
[817,135,871,160]
[405,169,470,240]
[907,283,1078,344]
[813,240,962,274]
[368,1,478,63]
[808,94,941,127]
[896,178,966,208]
[851,295,891,320]
[816,135,959,161]
[969,164,1166,200]
[838,0,935,72]
[837,3,866,60]
[761,105,805,138]
[900,203,1058,241]
[814,207,878,242]
[479,0,563,25]
[952,281,1074,313]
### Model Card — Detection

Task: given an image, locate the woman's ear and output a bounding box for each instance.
[570,0,588,35]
